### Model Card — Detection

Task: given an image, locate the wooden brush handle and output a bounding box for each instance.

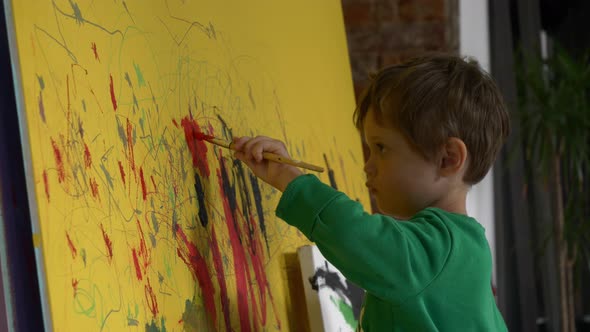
[205,138,324,172]
[261,152,324,172]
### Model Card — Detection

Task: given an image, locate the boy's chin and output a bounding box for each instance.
[377,204,410,220]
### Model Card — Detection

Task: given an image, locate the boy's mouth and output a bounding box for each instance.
[365,182,377,193]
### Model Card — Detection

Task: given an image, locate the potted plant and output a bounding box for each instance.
[516,46,590,332]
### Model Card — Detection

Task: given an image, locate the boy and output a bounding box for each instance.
[233,54,509,331]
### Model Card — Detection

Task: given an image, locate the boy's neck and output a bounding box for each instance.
[430,186,469,216]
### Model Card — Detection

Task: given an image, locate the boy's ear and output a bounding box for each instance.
[439,137,468,177]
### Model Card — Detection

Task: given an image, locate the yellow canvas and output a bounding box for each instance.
[7,0,369,330]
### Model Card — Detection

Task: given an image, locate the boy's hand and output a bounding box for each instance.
[232,136,303,192]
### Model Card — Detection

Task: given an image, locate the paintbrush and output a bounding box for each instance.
[196,133,324,173]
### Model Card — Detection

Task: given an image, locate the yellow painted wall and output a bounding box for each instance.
[8,0,369,330]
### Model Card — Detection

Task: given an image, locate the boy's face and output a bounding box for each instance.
[363,109,444,219]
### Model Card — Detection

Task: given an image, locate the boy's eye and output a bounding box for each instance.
[375,143,386,152]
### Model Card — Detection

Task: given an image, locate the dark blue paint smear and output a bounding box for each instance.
[193,172,209,227]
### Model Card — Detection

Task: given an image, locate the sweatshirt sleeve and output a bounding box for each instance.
[276,174,452,305]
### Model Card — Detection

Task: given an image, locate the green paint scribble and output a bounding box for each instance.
[145,317,166,332]
[331,296,357,330]
[182,299,199,332]
[139,116,145,135]
[145,320,157,331]
[149,233,157,247]
[133,93,139,112]
[164,256,172,279]
[151,212,159,233]
[116,117,128,148]
[100,163,114,189]
[69,0,84,25]
[80,248,87,266]
[73,287,95,316]
[134,62,146,87]
[127,303,138,326]
[37,75,45,90]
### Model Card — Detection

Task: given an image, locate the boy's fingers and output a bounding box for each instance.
[232,136,251,150]
[234,150,245,160]
[240,136,290,162]
[242,136,267,158]
[247,136,276,162]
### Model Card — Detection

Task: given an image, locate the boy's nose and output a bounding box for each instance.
[363,161,376,177]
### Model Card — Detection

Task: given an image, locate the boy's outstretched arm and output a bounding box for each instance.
[232,136,303,191]
[233,136,452,305]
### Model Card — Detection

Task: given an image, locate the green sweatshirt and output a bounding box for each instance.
[276,175,507,331]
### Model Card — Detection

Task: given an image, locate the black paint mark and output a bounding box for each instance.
[124,72,133,88]
[122,1,136,25]
[323,153,338,190]
[233,159,255,250]
[310,261,364,320]
[132,93,139,112]
[172,210,178,238]
[194,172,209,227]
[78,117,84,139]
[233,160,252,216]
[218,156,241,243]
[216,114,231,139]
[248,83,256,110]
[249,173,269,253]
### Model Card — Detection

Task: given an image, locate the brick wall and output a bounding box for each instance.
[341,0,459,211]
[342,0,459,97]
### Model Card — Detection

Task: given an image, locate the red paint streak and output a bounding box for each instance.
[180,117,210,177]
[217,166,251,332]
[83,143,92,169]
[172,119,179,128]
[118,160,126,185]
[42,170,50,202]
[50,138,65,183]
[136,219,150,269]
[145,278,159,317]
[100,224,113,262]
[89,177,100,201]
[175,225,217,329]
[209,226,231,331]
[72,279,78,298]
[91,42,100,62]
[247,271,260,332]
[247,214,272,326]
[140,167,147,200]
[150,175,157,192]
[195,132,214,141]
[126,119,135,174]
[109,74,117,111]
[132,248,142,280]
[66,232,77,259]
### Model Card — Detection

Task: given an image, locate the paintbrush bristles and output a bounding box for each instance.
[205,137,233,150]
